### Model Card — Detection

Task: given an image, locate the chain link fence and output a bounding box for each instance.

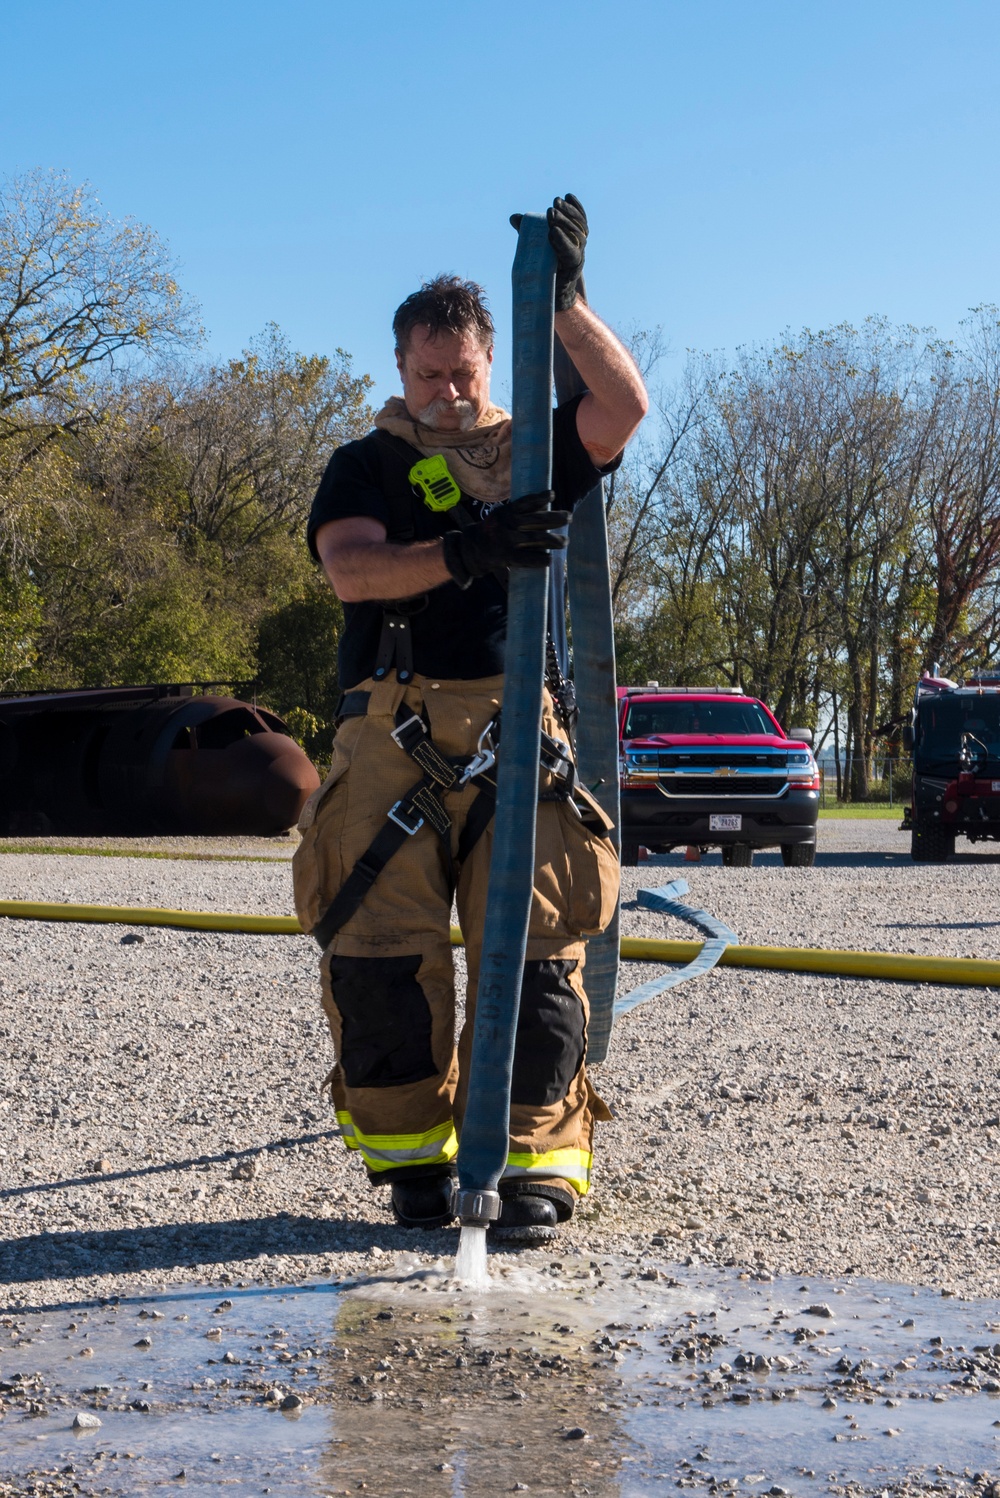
[818,756,913,808]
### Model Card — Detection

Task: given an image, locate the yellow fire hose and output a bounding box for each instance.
[0,900,303,936]
[2,899,998,989]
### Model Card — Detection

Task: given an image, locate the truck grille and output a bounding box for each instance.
[655,752,786,769]
[659,775,788,797]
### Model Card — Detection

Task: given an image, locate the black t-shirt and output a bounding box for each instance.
[308,393,620,689]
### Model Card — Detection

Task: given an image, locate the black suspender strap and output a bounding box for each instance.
[310,701,589,949]
[311,775,441,950]
[390,711,459,788]
[374,611,415,684]
[311,705,497,950]
[371,432,420,541]
[368,432,433,684]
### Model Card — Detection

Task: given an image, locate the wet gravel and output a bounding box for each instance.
[1,817,999,1313]
[2,1262,1000,1497]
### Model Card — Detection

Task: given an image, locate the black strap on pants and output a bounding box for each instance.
[311,703,497,951]
[312,694,580,952]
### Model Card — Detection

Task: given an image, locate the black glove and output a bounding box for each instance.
[509,194,588,312]
[442,492,569,589]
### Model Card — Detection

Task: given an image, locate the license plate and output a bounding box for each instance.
[710,814,742,831]
[993,782,1000,793]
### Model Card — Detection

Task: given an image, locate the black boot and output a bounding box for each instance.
[389,1169,456,1230]
[490,1181,576,1245]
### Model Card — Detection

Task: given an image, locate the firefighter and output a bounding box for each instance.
[293,196,647,1242]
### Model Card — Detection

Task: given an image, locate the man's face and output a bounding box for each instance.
[396,326,493,432]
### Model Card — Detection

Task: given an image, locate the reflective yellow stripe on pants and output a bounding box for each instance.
[338,1110,587,1192]
[503,1149,592,1196]
[335,1112,458,1173]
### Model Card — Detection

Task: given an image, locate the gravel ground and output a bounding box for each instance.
[2,817,999,1309]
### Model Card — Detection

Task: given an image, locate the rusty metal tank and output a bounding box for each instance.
[0,685,321,836]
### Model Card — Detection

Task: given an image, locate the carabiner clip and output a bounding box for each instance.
[459,721,497,785]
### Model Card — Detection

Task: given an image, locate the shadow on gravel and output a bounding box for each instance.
[883,918,1000,928]
[0,1128,341,1202]
[815,848,1000,866]
[636,849,916,869]
[813,848,912,866]
[639,847,1000,868]
[622,846,926,890]
[0,1212,423,1298]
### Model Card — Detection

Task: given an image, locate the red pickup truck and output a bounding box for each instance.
[618,685,820,867]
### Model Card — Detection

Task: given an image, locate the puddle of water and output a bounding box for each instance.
[1,1283,337,1495]
[2,1262,1000,1496]
[8,1405,330,1496]
[616,1274,1000,1493]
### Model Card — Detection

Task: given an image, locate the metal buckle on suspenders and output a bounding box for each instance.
[391,710,459,790]
[386,799,425,836]
[390,713,426,752]
[310,705,581,949]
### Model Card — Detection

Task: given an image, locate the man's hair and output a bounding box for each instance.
[393,275,494,357]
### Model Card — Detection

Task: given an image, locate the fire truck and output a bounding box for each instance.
[902,669,1000,861]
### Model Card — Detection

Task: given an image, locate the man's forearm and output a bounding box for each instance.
[321,537,451,603]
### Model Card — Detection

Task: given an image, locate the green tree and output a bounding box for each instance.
[256,578,344,760]
[15,321,372,700]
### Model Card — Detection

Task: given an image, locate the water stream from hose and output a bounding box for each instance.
[453,1224,489,1287]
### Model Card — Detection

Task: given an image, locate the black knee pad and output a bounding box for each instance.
[510,959,585,1107]
[327,954,436,1089]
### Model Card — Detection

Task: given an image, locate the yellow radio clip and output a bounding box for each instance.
[409,454,462,513]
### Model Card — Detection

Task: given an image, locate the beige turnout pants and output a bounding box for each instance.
[292,672,619,1194]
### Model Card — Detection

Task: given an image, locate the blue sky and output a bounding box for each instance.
[6,0,1000,404]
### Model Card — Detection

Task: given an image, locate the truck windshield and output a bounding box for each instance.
[916,694,1000,761]
[623,699,775,737]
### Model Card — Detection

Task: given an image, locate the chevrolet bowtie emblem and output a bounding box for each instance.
[716,767,735,776]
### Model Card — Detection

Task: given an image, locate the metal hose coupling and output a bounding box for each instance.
[453,1187,501,1226]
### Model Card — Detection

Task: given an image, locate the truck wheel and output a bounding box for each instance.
[910,822,954,863]
[620,842,641,867]
[721,843,754,867]
[781,839,816,867]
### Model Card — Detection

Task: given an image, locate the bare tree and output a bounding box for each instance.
[706,332,840,719]
[77,325,374,565]
[608,355,710,611]
[0,169,199,446]
[919,308,1000,673]
[157,326,373,558]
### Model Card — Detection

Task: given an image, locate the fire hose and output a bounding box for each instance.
[451,211,556,1231]
[553,280,620,1065]
[2,897,998,989]
[613,879,738,1014]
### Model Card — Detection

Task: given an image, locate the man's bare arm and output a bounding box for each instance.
[555,300,648,467]
[315,516,450,603]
